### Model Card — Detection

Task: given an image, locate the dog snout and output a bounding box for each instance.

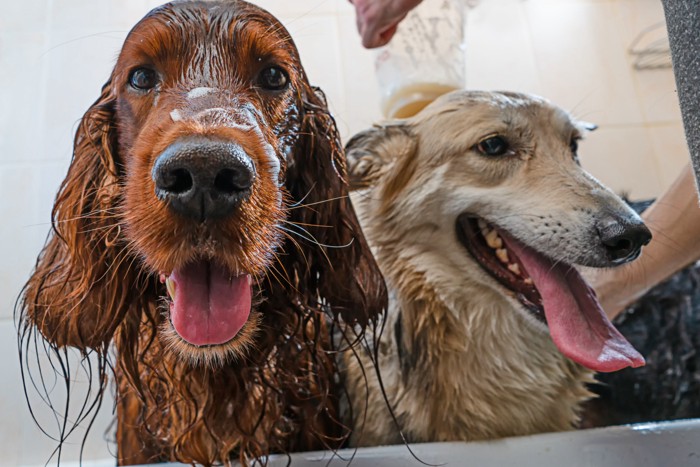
[153,138,256,221]
[595,214,652,264]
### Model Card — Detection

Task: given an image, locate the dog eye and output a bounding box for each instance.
[129,68,158,90]
[475,136,509,157]
[570,138,580,154]
[258,66,289,91]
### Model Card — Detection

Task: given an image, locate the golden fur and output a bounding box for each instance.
[343,91,644,445]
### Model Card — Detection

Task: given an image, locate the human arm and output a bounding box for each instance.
[589,163,700,319]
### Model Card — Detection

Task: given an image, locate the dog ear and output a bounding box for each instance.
[20,80,140,350]
[280,86,387,328]
[577,121,598,132]
[345,123,416,190]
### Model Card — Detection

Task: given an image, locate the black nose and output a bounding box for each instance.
[596,214,652,264]
[152,139,255,220]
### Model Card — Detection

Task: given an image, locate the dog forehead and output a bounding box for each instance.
[123,0,296,64]
[508,102,576,136]
[424,91,576,132]
[146,0,278,25]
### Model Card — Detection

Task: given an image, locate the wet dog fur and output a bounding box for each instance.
[343,90,649,445]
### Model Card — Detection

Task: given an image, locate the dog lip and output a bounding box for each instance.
[456,214,545,322]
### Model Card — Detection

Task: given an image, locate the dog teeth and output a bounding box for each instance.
[524,278,534,285]
[478,220,491,238]
[485,229,503,249]
[478,218,503,249]
[477,220,525,277]
[165,277,176,301]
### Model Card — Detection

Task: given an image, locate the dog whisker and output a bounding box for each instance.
[278,224,354,250]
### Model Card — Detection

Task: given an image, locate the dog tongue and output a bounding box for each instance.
[502,235,645,372]
[169,261,251,346]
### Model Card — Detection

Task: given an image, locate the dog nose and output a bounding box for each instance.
[596,215,652,264]
[152,139,255,220]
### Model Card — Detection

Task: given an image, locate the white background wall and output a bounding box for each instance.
[0,0,687,465]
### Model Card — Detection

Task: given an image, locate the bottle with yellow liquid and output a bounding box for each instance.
[375,0,466,119]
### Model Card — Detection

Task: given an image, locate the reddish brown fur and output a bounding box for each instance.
[18,1,385,465]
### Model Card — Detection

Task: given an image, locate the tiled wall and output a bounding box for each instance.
[464,0,687,197]
[0,0,685,464]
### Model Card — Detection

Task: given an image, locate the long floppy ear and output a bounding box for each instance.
[345,123,415,191]
[19,80,141,350]
[282,86,387,328]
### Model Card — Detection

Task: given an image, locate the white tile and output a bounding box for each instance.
[0,319,116,466]
[465,0,543,95]
[39,23,127,164]
[283,15,348,131]
[0,167,47,321]
[37,1,173,164]
[256,0,338,19]
[48,0,153,34]
[647,122,691,190]
[0,29,50,165]
[611,0,681,124]
[336,0,358,16]
[0,0,50,33]
[632,68,682,125]
[525,0,645,126]
[614,0,668,52]
[1,1,153,167]
[143,0,168,10]
[0,162,68,321]
[579,124,663,200]
[0,320,23,466]
[335,12,383,141]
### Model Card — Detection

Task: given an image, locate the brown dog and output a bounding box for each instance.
[344,90,650,446]
[18,1,386,465]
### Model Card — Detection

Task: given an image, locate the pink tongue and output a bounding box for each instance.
[170,261,251,346]
[502,236,645,372]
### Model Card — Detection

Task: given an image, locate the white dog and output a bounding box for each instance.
[343,90,651,446]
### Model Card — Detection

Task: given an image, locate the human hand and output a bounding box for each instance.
[349,0,424,48]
